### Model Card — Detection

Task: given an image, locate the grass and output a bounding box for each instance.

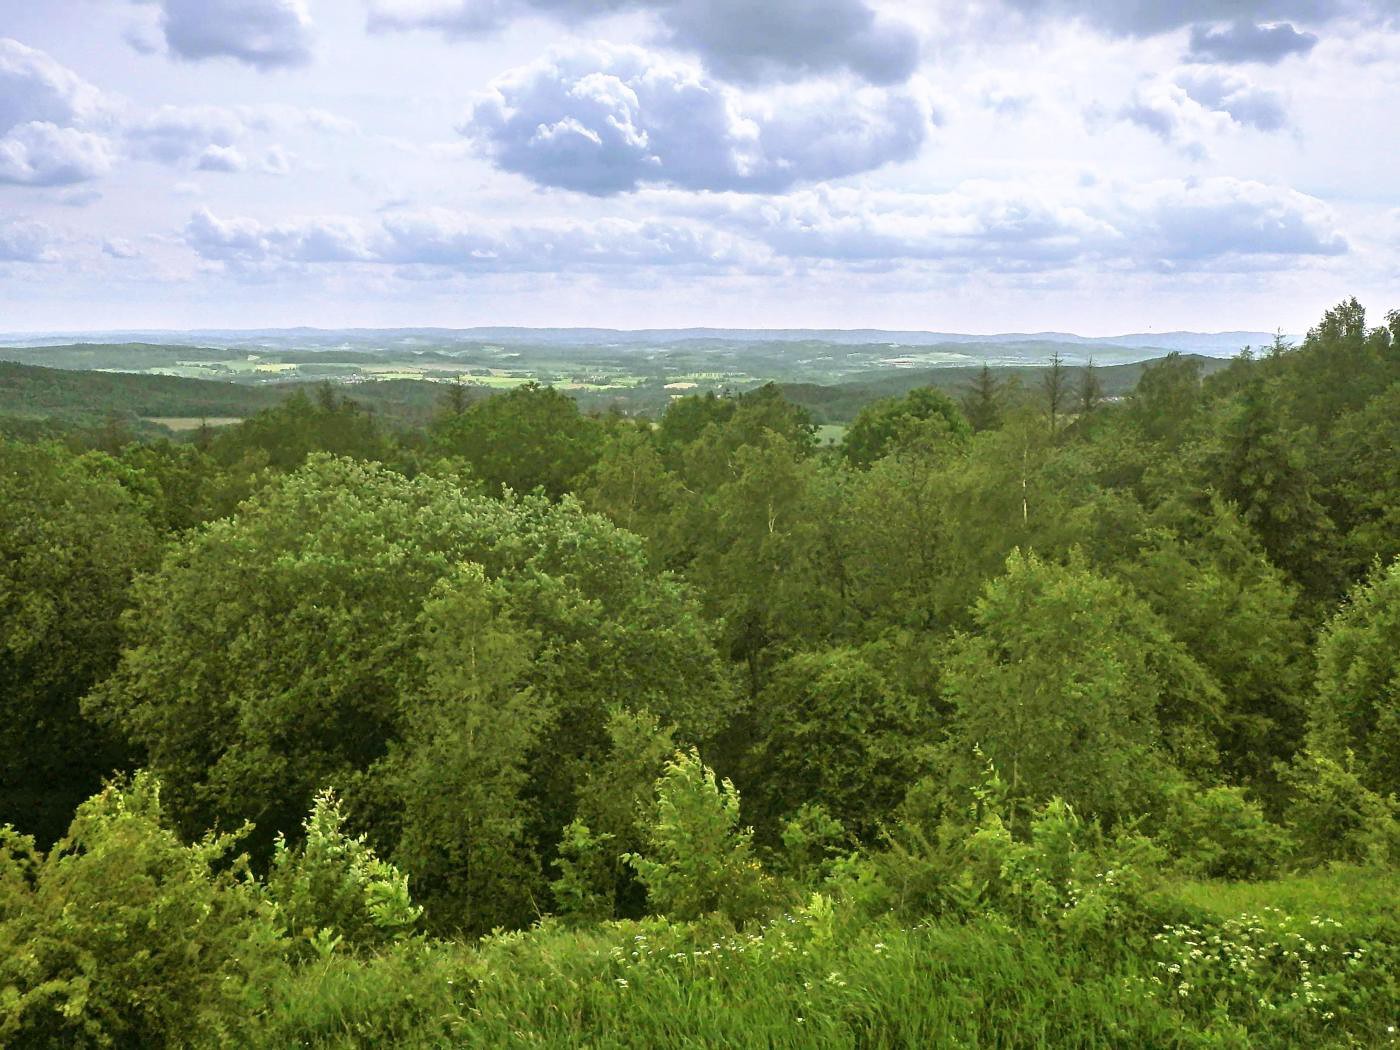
[237,868,1400,1049]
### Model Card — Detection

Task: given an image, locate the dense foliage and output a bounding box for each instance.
[2,300,1398,1046]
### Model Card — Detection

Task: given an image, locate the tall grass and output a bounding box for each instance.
[240,868,1399,1049]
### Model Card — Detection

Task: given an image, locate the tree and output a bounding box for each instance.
[1042,350,1069,435]
[1309,557,1400,797]
[1075,358,1103,421]
[0,774,279,1047]
[1130,352,1204,448]
[624,749,770,924]
[1117,498,1309,789]
[842,387,970,468]
[961,364,1003,432]
[429,382,602,498]
[386,565,550,934]
[747,644,938,840]
[211,386,392,472]
[86,456,733,865]
[1207,379,1339,599]
[0,441,159,845]
[942,551,1221,824]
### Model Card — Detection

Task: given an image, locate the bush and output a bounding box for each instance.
[625,749,773,925]
[1281,750,1400,866]
[267,789,422,955]
[0,774,281,1048]
[1162,784,1291,880]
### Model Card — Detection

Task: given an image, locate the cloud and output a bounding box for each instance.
[146,0,314,70]
[262,145,293,173]
[365,0,919,85]
[995,0,1360,39]
[126,106,245,165]
[463,44,931,195]
[0,219,57,262]
[1176,70,1288,131]
[0,122,114,185]
[1187,21,1320,64]
[181,174,1346,282]
[0,38,107,133]
[196,145,249,172]
[183,205,760,273]
[103,238,141,259]
[681,176,1347,271]
[0,39,114,185]
[1117,70,1287,155]
[1122,177,1347,266]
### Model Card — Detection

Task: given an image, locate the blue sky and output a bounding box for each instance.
[0,0,1397,333]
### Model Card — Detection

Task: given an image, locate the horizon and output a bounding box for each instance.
[2,3,1397,332]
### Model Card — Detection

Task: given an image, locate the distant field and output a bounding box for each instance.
[143,417,244,431]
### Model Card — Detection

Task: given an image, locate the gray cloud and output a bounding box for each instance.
[462,44,931,195]
[0,219,56,262]
[366,0,919,84]
[997,0,1356,38]
[148,0,314,70]
[1187,21,1320,63]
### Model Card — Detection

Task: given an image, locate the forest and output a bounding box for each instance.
[2,298,1398,1048]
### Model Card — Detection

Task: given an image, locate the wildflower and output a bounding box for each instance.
[615,978,628,988]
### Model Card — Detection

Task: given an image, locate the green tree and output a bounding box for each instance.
[0,441,160,844]
[386,565,549,933]
[86,456,732,860]
[0,774,280,1048]
[429,382,602,498]
[961,364,1004,432]
[747,643,938,840]
[842,387,970,468]
[1309,557,1400,797]
[625,749,770,924]
[942,551,1221,824]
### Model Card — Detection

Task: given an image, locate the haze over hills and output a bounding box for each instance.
[0,327,1283,358]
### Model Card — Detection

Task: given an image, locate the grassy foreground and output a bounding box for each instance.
[248,868,1398,1049]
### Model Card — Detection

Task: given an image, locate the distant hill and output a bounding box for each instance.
[0,327,1283,358]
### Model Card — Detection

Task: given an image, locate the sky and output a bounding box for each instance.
[0,0,1397,334]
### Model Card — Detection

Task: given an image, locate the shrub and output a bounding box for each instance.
[1162,784,1291,880]
[625,749,773,924]
[266,789,422,954]
[0,774,281,1048]
[1281,750,1400,866]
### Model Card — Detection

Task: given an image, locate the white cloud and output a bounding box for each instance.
[103,238,141,259]
[463,44,932,195]
[145,0,314,70]
[183,205,762,273]
[0,38,114,185]
[0,122,114,186]
[125,105,245,164]
[1117,70,1288,155]
[681,177,1347,271]
[0,219,57,262]
[0,38,107,132]
[196,144,249,172]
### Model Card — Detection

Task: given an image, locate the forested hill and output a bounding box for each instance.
[1,300,1397,1047]
[0,352,1231,436]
